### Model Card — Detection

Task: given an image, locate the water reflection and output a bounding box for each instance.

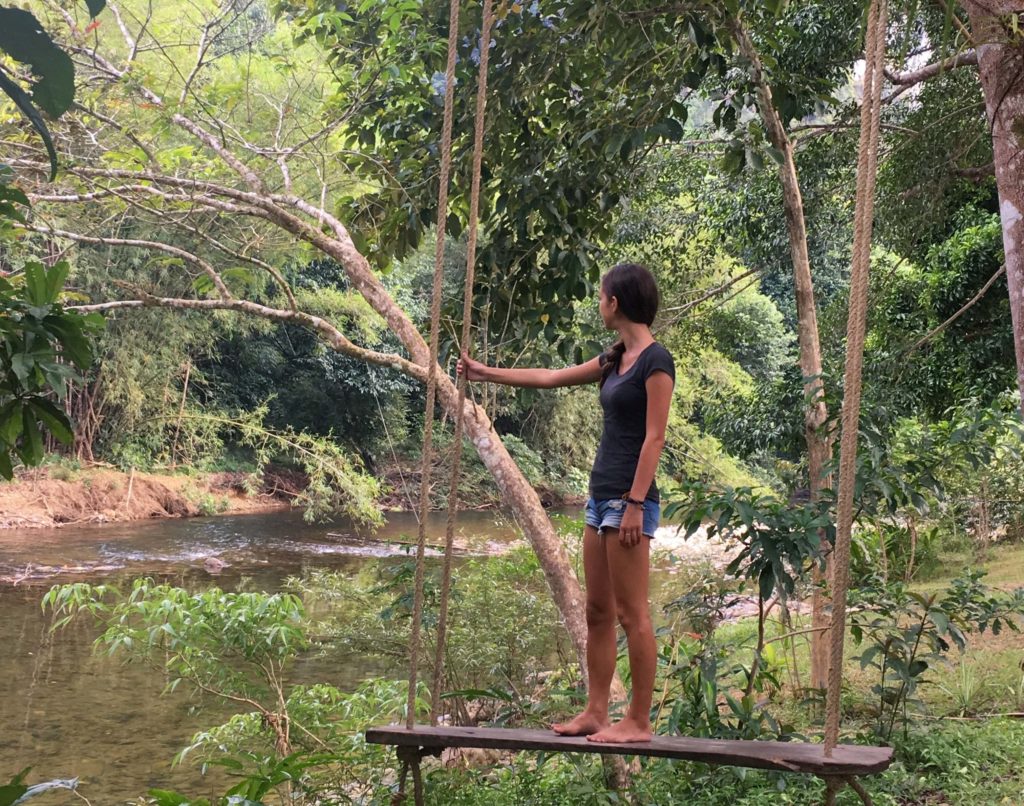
[0,508,529,804]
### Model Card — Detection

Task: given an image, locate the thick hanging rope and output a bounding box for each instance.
[431,0,496,724]
[406,0,462,732]
[824,0,888,755]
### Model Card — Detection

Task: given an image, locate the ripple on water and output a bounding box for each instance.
[0,507,544,802]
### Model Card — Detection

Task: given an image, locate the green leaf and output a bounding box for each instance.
[29,398,74,445]
[0,449,14,480]
[0,9,76,118]
[44,261,70,304]
[0,68,59,180]
[47,318,95,369]
[0,786,29,806]
[19,405,44,466]
[22,262,49,307]
[146,790,190,806]
[85,0,106,17]
[0,402,23,446]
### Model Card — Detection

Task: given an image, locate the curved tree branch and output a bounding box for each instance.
[884,50,978,86]
[906,263,1007,355]
[22,224,233,301]
[70,294,427,381]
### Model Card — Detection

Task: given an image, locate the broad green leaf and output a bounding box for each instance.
[929,610,949,634]
[29,398,73,445]
[145,791,190,806]
[85,0,106,17]
[0,449,14,480]
[0,9,75,118]
[0,69,58,180]
[0,402,23,445]
[0,786,29,806]
[19,405,44,466]
[47,318,96,369]
[22,262,48,307]
[44,261,70,303]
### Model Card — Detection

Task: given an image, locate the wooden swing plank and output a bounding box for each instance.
[365,725,893,776]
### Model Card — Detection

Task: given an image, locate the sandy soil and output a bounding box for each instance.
[0,466,295,529]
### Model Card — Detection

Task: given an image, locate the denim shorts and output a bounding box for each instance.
[584,497,660,538]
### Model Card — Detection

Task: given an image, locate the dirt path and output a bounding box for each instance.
[0,466,294,529]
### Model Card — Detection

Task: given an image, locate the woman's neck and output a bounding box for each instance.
[617,322,654,351]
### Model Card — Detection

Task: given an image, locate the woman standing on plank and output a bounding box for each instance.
[458,262,675,743]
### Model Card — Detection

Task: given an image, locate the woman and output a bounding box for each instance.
[458,262,674,743]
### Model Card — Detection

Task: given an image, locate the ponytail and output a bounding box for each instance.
[599,340,626,388]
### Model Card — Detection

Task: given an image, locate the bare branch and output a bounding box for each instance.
[179,17,214,105]
[792,121,919,137]
[884,50,978,86]
[952,161,995,182]
[106,2,139,62]
[71,294,426,381]
[62,36,270,193]
[164,215,299,312]
[92,184,299,311]
[663,268,761,316]
[21,224,233,301]
[906,263,1007,355]
[71,103,158,167]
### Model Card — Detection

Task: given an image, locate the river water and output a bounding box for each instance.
[0,509,531,804]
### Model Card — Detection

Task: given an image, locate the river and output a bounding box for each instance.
[0,509,531,804]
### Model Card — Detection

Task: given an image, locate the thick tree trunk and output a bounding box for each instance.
[733,20,833,690]
[439,381,590,668]
[276,200,597,672]
[962,1,1024,414]
[40,180,601,685]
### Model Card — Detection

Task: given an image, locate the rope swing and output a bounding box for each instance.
[825,0,889,761]
[402,0,494,782]
[382,1,894,804]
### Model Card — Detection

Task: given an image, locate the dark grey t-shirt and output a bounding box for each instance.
[589,342,676,502]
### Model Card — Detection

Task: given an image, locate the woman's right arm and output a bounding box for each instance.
[458,352,603,389]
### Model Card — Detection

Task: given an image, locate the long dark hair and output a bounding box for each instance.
[599,263,659,387]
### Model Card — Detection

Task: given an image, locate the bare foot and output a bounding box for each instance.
[551,711,609,736]
[586,718,652,744]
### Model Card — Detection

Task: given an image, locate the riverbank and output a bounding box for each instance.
[0,465,297,529]
[0,463,586,530]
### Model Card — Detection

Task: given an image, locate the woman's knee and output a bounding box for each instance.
[586,598,615,628]
[616,605,652,635]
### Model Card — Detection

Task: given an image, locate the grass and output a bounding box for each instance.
[427,538,1024,805]
[915,542,1024,593]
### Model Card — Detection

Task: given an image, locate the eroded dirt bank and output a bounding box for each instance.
[0,467,297,529]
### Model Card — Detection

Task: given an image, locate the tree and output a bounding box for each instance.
[9,0,613,668]
[959,0,1024,413]
[0,1,106,474]
[883,2,1024,413]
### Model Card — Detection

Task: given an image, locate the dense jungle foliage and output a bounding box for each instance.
[2,0,1024,803]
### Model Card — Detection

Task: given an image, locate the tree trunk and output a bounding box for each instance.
[961,1,1024,415]
[271,199,600,673]
[733,19,833,690]
[439,378,591,671]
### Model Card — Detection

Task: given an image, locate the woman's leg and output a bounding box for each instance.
[588,530,655,743]
[552,525,616,735]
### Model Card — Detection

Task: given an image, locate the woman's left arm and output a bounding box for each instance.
[618,371,674,547]
[628,371,674,502]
